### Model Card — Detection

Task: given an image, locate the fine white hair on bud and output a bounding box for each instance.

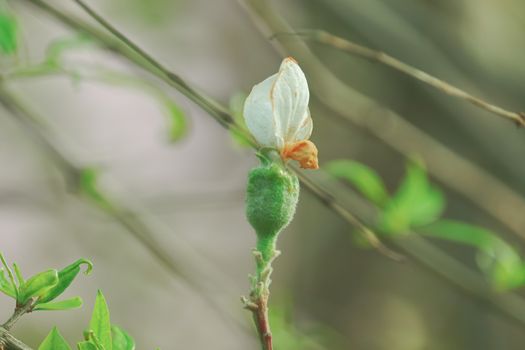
[244,57,319,169]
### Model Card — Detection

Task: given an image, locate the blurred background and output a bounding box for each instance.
[2,0,525,349]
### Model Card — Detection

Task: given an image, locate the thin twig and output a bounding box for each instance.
[275,30,525,128]
[0,328,33,350]
[2,298,37,331]
[0,299,37,350]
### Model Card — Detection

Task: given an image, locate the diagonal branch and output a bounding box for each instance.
[277,30,525,127]
[0,327,33,350]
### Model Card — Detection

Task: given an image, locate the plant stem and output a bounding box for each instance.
[2,298,36,331]
[282,30,525,127]
[0,299,37,350]
[243,247,279,350]
[0,328,33,350]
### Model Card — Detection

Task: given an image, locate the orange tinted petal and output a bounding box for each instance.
[281,140,319,169]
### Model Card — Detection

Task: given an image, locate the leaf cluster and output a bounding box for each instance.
[326,158,525,290]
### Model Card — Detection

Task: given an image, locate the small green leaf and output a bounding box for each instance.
[325,160,389,206]
[111,325,136,350]
[89,290,112,350]
[38,327,72,350]
[79,168,113,211]
[35,297,83,311]
[18,269,58,305]
[380,160,445,234]
[77,342,98,350]
[0,268,16,298]
[0,253,18,297]
[164,100,187,142]
[45,34,93,65]
[422,220,525,290]
[13,263,25,286]
[0,12,18,55]
[39,259,93,304]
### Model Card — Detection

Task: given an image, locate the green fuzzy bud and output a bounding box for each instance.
[246,160,299,263]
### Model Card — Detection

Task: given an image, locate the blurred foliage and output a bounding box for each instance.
[164,100,187,142]
[326,158,525,290]
[0,10,17,55]
[270,299,344,350]
[108,0,184,25]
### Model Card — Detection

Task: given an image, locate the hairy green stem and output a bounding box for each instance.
[244,245,279,350]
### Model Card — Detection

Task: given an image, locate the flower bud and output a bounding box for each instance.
[246,161,299,262]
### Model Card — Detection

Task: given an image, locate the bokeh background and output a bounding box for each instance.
[2,0,525,349]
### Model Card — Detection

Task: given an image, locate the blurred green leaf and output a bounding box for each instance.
[228,92,252,148]
[325,160,389,206]
[38,327,72,350]
[13,263,25,286]
[380,160,445,234]
[89,290,112,350]
[18,269,58,305]
[45,34,94,65]
[0,253,18,298]
[0,12,18,55]
[77,341,98,350]
[35,297,83,311]
[79,168,113,211]
[422,220,525,290]
[163,100,187,142]
[270,299,342,350]
[111,325,136,350]
[39,258,93,304]
[0,268,16,298]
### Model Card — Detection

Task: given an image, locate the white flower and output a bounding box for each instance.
[243,57,319,169]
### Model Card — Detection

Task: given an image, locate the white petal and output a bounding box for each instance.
[292,108,313,142]
[243,73,284,148]
[271,58,310,143]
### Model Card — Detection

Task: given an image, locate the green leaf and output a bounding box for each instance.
[18,269,59,305]
[422,220,525,290]
[380,160,445,234]
[79,168,113,211]
[163,100,187,142]
[111,325,136,350]
[13,263,25,286]
[325,160,389,206]
[0,12,18,55]
[35,297,83,311]
[38,327,72,350]
[89,290,112,350]
[0,253,18,297]
[77,342,98,350]
[0,268,16,298]
[39,259,93,304]
[45,34,93,65]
